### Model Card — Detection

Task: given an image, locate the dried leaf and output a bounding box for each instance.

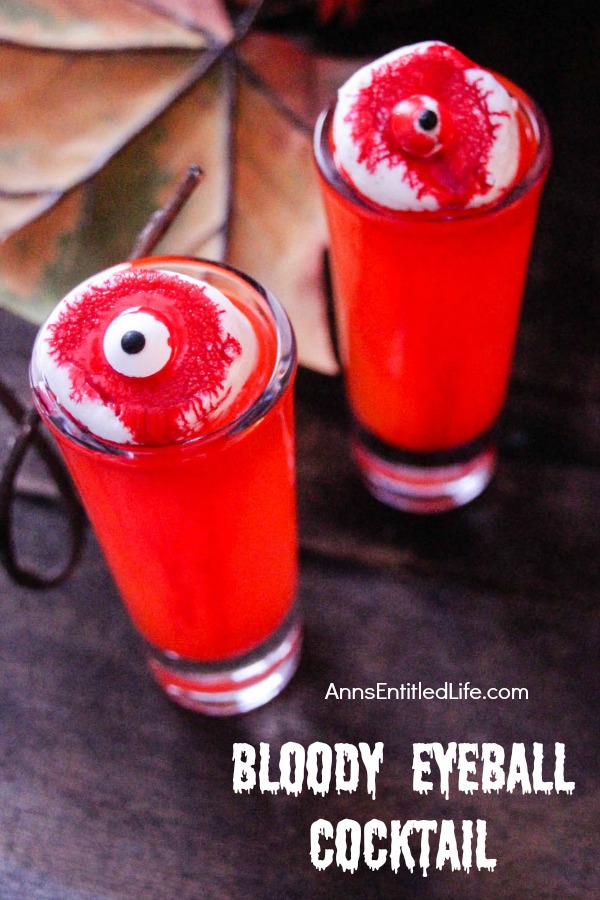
[0,0,231,50]
[151,62,232,261]
[131,1,238,43]
[237,30,317,125]
[0,189,85,321]
[0,44,214,198]
[0,59,230,322]
[226,33,353,374]
[0,18,363,374]
[0,192,61,242]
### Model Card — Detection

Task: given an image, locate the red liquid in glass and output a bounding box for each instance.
[44,266,297,662]
[317,79,549,453]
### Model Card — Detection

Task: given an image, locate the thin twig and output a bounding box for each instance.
[0,394,87,588]
[128,164,204,259]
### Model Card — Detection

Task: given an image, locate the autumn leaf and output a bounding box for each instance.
[0,45,210,198]
[0,58,231,319]
[228,32,337,373]
[0,0,359,374]
[0,0,232,49]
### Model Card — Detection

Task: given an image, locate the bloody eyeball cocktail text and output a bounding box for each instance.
[31,258,299,714]
[315,41,551,511]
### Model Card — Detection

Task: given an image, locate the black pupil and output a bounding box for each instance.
[121,330,146,354]
[418,109,438,132]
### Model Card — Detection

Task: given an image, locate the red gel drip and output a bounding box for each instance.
[47,268,244,444]
[344,44,510,207]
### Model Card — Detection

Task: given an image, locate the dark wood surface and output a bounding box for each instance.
[0,3,598,898]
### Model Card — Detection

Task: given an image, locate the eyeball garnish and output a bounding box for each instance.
[390,95,448,158]
[332,41,520,210]
[103,309,172,378]
[37,265,262,445]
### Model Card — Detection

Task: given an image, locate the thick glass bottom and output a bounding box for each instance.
[352,427,496,513]
[147,611,302,716]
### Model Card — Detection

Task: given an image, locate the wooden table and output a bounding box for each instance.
[0,2,597,897]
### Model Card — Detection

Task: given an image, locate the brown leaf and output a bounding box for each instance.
[225,34,364,374]
[0,19,364,375]
[237,30,318,124]
[0,0,231,50]
[150,61,232,261]
[0,189,84,321]
[0,45,218,199]
[227,81,337,373]
[131,1,237,43]
[0,59,231,323]
[0,192,61,242]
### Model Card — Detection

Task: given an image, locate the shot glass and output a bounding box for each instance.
[31,258,300,715]
[315,78,551,512]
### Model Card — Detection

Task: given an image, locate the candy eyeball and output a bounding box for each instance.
[390,95,449,158]
[103,308,172,378]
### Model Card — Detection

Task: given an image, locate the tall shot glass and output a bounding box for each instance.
[30,258,300,715]
[315,79,551,512]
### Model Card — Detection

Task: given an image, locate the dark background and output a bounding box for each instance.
[0,1,598,897]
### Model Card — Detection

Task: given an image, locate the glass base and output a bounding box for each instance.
[147,613,302,716]
[352,429,496,514]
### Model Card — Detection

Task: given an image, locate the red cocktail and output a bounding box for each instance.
[315,45,551,511]
[31,258,299,714]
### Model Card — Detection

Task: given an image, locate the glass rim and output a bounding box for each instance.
[30,256,297,460]
[314,81,552,222]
